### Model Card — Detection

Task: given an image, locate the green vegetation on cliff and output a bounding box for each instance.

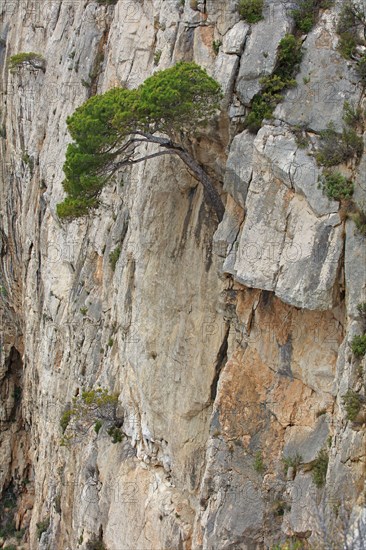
[245,34,303,133]
[9,52,45,71]
[56,62,223,220]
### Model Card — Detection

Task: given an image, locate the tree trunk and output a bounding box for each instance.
[113,133,226,221]
[174,149,225,222]
[139,134,225,222]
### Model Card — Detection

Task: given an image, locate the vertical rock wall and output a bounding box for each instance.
[0,1,365,549]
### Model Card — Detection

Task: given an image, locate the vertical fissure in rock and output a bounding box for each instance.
[210,323,229,401]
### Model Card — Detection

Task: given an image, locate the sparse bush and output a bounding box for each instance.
[291,1,334,34]
[293,124,310,148]
[319,171,354,201]
[356,54,366,84]
[212,40,222,55]
[356,302,366,317]
[86,536,107,550]
[80,306,88,315]
[0,521,17,539]
[351,334,366,357]
[272,499,290,516]
[109,246,121,271]
[94,420,103,434]
[9,52,45,71]
[60,388,120,444]
[342,126,364,159]
[244,94,274,133]
[60,408,74,433]
[342,389,363,421]
[22,152,34,175]
[245,34,302,133]
[253,451,265,474]
[153,49,162,66]
[337,1,366,60]
[282,453,302,475]
[96,0,118,5]
[238,0,264,23]
[36,517,50,540]
[316,122,363,167]
[291,0,316,33]
[311,449,328,487]
[272,539,303,550]
[275,34,303,80]
[338,32,358,58]
[343,100,363,128]
[107,426,123,443]
[351,207,366,236]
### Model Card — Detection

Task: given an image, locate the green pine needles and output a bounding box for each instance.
[56,62,223,220]
[9,52,45,72]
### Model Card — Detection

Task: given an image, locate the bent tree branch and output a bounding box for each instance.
[57,62,226,221]
[110,134,225,221]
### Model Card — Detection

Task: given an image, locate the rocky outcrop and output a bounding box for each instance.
[0,1,365,549]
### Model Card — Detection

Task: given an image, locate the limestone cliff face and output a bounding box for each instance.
[0,1,365,549]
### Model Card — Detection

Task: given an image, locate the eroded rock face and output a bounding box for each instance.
[0,1,365,549]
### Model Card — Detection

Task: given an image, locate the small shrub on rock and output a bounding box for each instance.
[356,302,366,317]
[36,517,50,540]
[342,389,363,421]
[96,0,118,5]
[291,1,334,34]
[86,537,107,550]
[244,34,303,133]
[9,52,45,71]
[337,1,366,60]
[356,55,366,85]
[316,122,363,167]
[282,453,302,475]
[342,101,363,128]
[311,449,328,487]
[107,426,123,443]
[59,388,120,444]
[238,0,264,24]
[109,246,121,271]
[253,451,265,474]
[351,207,366,236]
[319,171,353,201]
[351,334,366,357]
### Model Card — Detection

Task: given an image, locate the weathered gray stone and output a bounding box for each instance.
[231,177,343,310]
[236,3,292,105]
[292,146,339,217]
[214,195,244,257]
[223,129,254,208]
[1,1,365,549]
[275,11,362,132]
[345,220,366,319]
[214,51,240,106]
[275,200,343,311]
[222,21,249,55]
[256,125,339,216]
[234,173,288,291]
[283,415,329,464]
